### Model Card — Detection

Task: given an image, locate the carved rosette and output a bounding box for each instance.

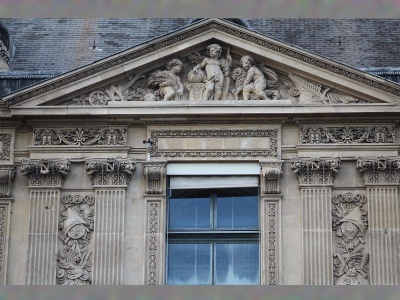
[356,157,400,185]
[261,161,283,194]
[57,195,95,285]
[332,193,369,285]
[85,158,136,186]
[143,163,166,194]
[291,157,341,185]
[0,166,15,198]
[300,126,395,144]
[33,128,127,146]
[21,159,71,187]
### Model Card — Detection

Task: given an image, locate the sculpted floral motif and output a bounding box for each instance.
[0,134,11,161]
[332,193,369,285]
[33,128,127,146]
[21,159,71,187]
[300,126,395,144]
[291,157,341,185]
[57,195,95,285]
[356,157,400,184]
[0,205,7,284]
[150,129,278,158]
[0,166,15,198]
[268,203,277,285]
[147,202,159,285]
[85,158,136,186]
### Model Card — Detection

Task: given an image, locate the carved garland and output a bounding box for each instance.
[150,129,278,158]
[6,20,400,106]
[33,128,127,146]
[332,193,369,285]
[300,126,395,144]
[20,159,71,187]
[85,158,136,186]
[268,202,277,285]
[57,195,95,285]
[147,202,159,285]
[0,134,11,161]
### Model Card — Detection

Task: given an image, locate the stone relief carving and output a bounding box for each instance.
[0,40,10,72]
[300,126,395,144]
[332,193,369,285]
[356,157,400,184]
[57,195,95,285]
[0,166,15,198]
[143,163,166,194]
[291,157,341,185]
[261,161,283,194]
[288,73,364,104]
[85,158,136,186]
[33,128,127,146]
[0,134,11,161]
[150,129,278,158]
[147,202,159,285]
[21,159,71,187]
[267,202,277,285]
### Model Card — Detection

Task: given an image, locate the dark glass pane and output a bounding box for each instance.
[167,243,212,285]
[216,188,258,229]
[215,243,259,285]
[169,190,211,230]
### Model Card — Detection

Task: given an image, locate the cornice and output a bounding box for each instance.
[4,19,400,107]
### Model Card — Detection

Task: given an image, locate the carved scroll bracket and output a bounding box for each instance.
[85,158,136,187]
[260,160,283,195]
[291,157,341,186]
[0,166,15,198]
[21,159,71,187]
[356,157,400,185]
[143,162,167,195]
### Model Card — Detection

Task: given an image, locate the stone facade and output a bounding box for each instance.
[0,18,400,285]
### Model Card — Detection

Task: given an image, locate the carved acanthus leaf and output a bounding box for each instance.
[21,159,71,187]
[291,157,341,185]
[356,157,400,184]
[0,166,15,198]
[85,158,136,186]
[143,163,166,194]
[261,161,283,194]
[300,126,395,144]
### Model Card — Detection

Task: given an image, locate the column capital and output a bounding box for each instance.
[21,159,70,187]
[143,162,167,195]
[85,157,136,186]
[356,156,400,185]
[0,165,15,198]
[290,157,341,185]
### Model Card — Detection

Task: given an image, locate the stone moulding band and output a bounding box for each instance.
[5,20,400,106]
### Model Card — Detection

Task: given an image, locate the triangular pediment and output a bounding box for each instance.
[4,18,400,116]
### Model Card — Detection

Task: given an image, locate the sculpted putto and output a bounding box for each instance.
[147,59,184,101]
[192,43,232,100]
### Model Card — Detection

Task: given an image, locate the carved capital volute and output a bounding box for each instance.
[0,165,16,197]
[356,156,400,185]
[21,159,71,187]
[143,162,166,194]
[291,157,341,185]
[85,158,136,186]
[260,160,283,194]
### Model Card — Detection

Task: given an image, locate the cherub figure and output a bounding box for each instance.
[147,59,184,101]
[192,44,232,100]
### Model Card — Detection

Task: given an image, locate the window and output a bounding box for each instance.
[166,187,259,285]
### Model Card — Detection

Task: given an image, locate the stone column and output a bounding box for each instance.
[357,157,400,285]
[260,160,283,285]
[0,166,15,284]
[291,157,341,285]
[21,159,71,285]
[143,162,166,285]
[85,158,136,285]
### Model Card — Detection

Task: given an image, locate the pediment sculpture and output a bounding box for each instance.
[62,43,366,106]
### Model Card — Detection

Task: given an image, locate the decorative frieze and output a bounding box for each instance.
[21,159,71,187]
[332,193,369,285]
[85,158,136,186]
[260,161,283,194]
[356,157,400,185]
[143,162,166,194]
[300,126,395,144]
[57,195,95,285]
[33,128,127,146]
[0,166,15,198]
[0,134,11,161]
[291,157,341,185]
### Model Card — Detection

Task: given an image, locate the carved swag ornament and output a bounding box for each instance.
[290,157,341,185]
[62,42,367,105]
[85,158,136,186]
[21,159,71,187]
[332,193,369,285]
[57,195,95,285]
